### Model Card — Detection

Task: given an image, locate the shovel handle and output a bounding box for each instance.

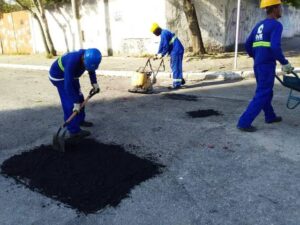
[62,88,97,127]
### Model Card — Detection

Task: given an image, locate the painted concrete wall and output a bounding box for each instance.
[224,0,300,48]
[29,0,166,56]
[166,0,300,52]
[0,11,32,54]
[105,0,165,56]
[1,0,300,55]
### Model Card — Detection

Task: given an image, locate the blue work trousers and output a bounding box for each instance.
[238,64,277,128]
[51,79,85,134]
[171,53,184,87]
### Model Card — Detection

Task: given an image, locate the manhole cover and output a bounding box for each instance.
[1,139,163,214]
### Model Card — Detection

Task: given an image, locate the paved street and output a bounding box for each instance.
[0,67,299,225]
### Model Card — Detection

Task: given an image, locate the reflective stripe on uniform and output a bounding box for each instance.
[49,74,64,81]
[48,74,79,82]
[173,78,182,82]
[252,41,271,48]
[58,56,64,72]
[169,36,177,45]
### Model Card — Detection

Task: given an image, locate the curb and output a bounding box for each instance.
[1,63,299,81]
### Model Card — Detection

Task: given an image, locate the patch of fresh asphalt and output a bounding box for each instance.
[0,68,299,225]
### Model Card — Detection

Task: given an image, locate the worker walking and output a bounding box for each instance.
[49,48,102,138]
[237,0,294,132]
[151,23,185,89]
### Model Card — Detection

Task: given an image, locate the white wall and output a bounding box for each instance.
[166,0,300,52]
[28,0,300,55]
[106,0,166,55]
[224,0,300,48]
[29,0,166,56]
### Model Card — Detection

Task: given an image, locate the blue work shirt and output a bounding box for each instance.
[158,29,184,56]
[245,18,288,66]
[49,49,97,103]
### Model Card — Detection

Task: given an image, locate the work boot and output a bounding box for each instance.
[181,78,186,85]
[237,125,257,132]
[80,121,94,127]
[69,129,91,139]
[266,116,282,124]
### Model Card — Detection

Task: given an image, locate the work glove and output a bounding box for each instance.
[282,63,294,74]
[153,54,162,60]
[92,83,100,94]
[73,103,81,113]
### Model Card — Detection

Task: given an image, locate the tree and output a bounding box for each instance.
[168,0,206,55]
[285,0,300,7]
[182,0,206,55]
[15,0,58,56]
[0,0,21,12]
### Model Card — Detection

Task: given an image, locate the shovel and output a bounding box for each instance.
[52,88,97,152]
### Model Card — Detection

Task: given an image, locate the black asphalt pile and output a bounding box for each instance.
[1,139,163,214]
[187,109,222,118]
[163,94,198,101]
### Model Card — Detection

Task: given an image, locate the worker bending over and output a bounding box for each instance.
[151,23,185,89]
[237,0,294,132]
[49,48,101,138]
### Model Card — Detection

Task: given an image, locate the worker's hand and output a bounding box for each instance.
[282,63,294,74]
[156,54,162,59]
[73,103,81,113]
[153,54,162,60]
[92,83,100,94]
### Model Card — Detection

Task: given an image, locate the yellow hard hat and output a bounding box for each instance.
[260,0,282,8]
[150,23,160,33]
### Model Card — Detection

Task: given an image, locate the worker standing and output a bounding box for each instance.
[237,0,294,132]
[49,48,102,138]
[151,23,185,89]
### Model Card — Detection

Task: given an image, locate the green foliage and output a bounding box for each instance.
[13,0,70,11]
[0,0,22,12]
[284,0,300,8]
[45,0,70,8]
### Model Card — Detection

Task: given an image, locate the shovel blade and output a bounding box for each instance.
[52,127,67,152]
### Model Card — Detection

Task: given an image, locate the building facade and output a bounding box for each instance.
[1,0,300,55]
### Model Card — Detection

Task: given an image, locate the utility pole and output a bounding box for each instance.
[234,0,241,70]
[11,13,19,53]
[71,0,83,49]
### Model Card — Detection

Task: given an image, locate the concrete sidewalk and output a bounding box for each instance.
[1,54,300,82]
[1,36,300,79]
[0,37,300,77]
[0,54,251,80]
[0,55,300,80]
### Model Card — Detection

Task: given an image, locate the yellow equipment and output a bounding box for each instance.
[150,23,160,33]
[130,71,153,93]
[131,72,148,87]
[260,0,282,8]
[128,58,165,94]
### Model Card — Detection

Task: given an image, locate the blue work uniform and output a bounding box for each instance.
[158,29,184,88]
[49,49,98,134]
[238,18,289,128]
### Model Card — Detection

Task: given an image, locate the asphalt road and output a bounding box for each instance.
[0,68,299,225]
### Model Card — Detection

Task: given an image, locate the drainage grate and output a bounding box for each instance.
[1,139,163,214]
